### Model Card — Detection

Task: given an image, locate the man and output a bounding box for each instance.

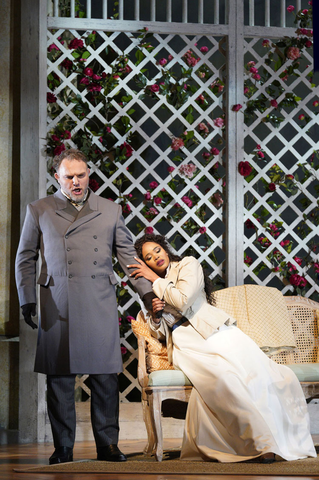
[15,149,155,464]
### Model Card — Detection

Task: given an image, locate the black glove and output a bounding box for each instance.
[142,292,163,319]
[21,303,38,329]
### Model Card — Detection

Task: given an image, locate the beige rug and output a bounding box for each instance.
[14,451,319,475]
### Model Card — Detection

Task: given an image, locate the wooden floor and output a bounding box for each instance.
[1,439,319,480]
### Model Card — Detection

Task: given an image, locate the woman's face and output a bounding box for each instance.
[142,242,170,277]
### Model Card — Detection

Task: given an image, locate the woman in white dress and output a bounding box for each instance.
[128,234,316,463]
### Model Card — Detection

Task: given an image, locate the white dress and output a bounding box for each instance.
[172,322,316,462]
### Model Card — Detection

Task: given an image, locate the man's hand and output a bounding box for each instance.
[21,303,38,329]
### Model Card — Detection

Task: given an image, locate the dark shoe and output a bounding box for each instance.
[259,453,276,464]
[49,446,73,465]
[97,444,127,462]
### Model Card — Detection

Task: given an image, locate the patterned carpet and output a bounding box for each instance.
[14,451,319,475]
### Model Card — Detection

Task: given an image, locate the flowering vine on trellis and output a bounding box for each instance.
[47,2,318,301]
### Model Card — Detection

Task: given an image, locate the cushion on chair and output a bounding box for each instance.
[131,317,174,373]
[285,363,319,382]
[148,369,192,387]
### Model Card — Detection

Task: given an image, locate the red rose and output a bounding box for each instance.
[232,104,242,112]
[238,161,252,177]
[89,178,100,192]
[61,59,73,70]
[150,84,160,93]
[53,144,66,156]
[199,226,206,234]
[145,226,154,234]
[47,92,57,103]
[289,274,302,286]
[68,38,84,50]
[268,182,276,191]
[51,134,60,143]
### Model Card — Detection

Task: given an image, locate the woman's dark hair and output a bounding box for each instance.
[134,233,215,302]
[134,234,181,263]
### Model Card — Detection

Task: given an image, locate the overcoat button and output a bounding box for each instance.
[65,234,69,239]
[68,260,72,265]
[69,274,73,278]
[91,275,95,279]
[93,235,97,239]
[94,248,98,252]
[93,261,97,265]
[67,247,71,251]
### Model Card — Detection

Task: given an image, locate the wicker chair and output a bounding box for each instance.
[131,294,319,462]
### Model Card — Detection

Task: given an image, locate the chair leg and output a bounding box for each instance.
[148,391,163,462]
[141,393,156,455]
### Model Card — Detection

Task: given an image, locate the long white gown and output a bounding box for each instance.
[172,322,317,462]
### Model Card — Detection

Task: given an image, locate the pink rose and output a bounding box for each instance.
[244,86,249,95]
[149,181,159,189]
[113,75,120,80]
[154,197,162,205]
[200,46,208,53]
[287,5,295,12]
[244,255,253,265]
[87,83,102,92]
[253,74,261,81]
[250,67,258,74]
[238,161,252,177]
[299,113,305,120]
[199,226,207,234]
[257,151,265,158]
[213,117,224,128]
[171,137,184,151]
[210,148,220,156]
[270,99,278,108]
[286,47,300,61]
[302,9,308,14]
[305,40,312,48]
[126,316,135,323]
[313,100,319,107]
[80,77,90,85]
[294,256,302,266]
[167,166,175,173]
[174,203,181,208]
[262,39,270,47]
[256,144,261,150]
[83,67,94,77]
[145,226,154,234]
[48,43,59,52]
[92,74,102,81]
[51,135,60,142]
[158,58,167,66]
[144,192,151,201]
[182,196,193,208]
[245,219,255,229]
[106,126,111,133]
[150,84,160,93]
[121,346,127,355]
[68,38,84,50]
[121,142,133,158]
[211,192,223,208]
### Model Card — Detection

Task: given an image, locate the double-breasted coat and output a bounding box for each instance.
[15,189,151,375]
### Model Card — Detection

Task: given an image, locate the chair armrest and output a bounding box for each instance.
[136,335,149,388]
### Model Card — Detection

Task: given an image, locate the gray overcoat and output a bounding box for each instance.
[15,189,151,375]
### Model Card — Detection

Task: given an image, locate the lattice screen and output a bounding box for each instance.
[242,37,318,300]
[47,28,227,401]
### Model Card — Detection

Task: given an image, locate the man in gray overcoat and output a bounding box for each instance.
[15,149,155,464]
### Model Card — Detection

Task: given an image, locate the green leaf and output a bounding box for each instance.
[82,51,90,59]
[72,51,80,59]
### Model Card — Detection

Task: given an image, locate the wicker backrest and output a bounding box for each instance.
[270,296,319,365]
[131,312,174,373]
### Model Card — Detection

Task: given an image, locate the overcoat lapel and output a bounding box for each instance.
[53,189,102,233]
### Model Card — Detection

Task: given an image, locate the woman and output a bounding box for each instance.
[128,234,316,463]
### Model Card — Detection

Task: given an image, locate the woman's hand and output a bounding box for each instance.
[127,257,160,283]
[151,297,165,324]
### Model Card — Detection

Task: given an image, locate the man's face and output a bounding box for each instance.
[55,158,90,203]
